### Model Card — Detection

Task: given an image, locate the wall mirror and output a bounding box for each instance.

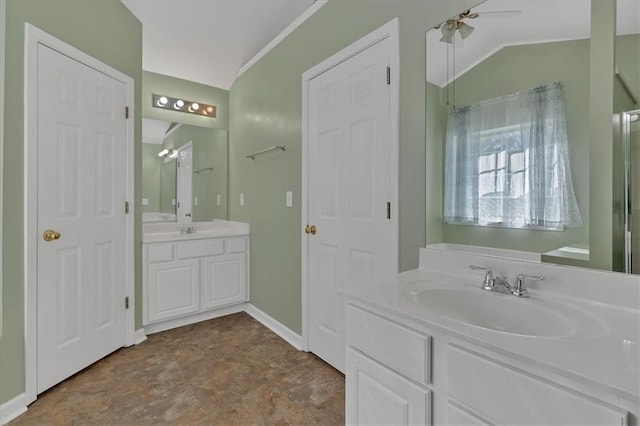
[142,118,228,223]
[426,0,639,273]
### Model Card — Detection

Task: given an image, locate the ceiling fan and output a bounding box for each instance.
[436,9,521,44]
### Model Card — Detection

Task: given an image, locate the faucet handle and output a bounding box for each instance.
[470,265,495,290]
[512,274,545,298]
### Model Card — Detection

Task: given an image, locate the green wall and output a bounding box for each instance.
[433,39,591,254]
[1,0,142,405]
[228,0,478,334]
[142,70,229,130]
[0,0,6,368]
[142,144,162,213]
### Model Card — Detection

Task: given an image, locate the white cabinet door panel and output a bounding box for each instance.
[347,304,431,385]
[446,400,492,426]
[148,259,200,322]
[447,344,627,426]
[202,254,247,309]
[347,348,430,426]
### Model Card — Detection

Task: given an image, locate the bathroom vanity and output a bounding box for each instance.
[345,246,640,425]
[142,221,250,333]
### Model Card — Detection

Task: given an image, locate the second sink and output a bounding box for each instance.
[412,288,576,338]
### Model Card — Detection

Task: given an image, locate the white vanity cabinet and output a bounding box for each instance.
[346,304,432,425]
[346,302,632,426]
[200,238,248,310]
[143,236,249,329]
[147,256,200,322]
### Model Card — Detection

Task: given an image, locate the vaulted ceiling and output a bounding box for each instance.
[121,0,316,90]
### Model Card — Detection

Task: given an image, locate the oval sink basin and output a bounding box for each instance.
[413,288,576,338]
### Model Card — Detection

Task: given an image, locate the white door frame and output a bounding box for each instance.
[23,24,136,405]
[300,19,399,351]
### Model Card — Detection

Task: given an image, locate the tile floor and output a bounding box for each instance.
[11,312,345,425]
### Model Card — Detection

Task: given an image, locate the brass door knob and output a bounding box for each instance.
[43,229,61,241]
[185,213,192,217]
[305,225,317,235]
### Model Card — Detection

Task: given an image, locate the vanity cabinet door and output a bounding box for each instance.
[447,344,628,426]
[201,253,247,309]
[347,348,431,426]
[147,259,200,323]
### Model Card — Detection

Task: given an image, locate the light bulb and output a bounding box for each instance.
[158,148,169,158]
[174,99,184,109]
[191,103,200,111]
[458,22,474,40]
[157,96,168,106]
[206,106,214,113]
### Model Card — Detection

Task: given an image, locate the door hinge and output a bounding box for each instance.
[125,201,129,214]
[177,201,180,208]
[386,202,391,219]
[386,66,391,85]
[125,296,130,309]
[125,106,129,119]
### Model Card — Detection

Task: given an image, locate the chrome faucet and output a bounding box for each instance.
[469,265,544,298]
[180,225,196,234]
[512,274,545,297]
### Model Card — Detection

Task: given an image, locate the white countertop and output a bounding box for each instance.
[143,220,250,243]
[344,268,640,402]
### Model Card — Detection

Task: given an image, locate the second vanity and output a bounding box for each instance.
[142,220,250,333]
[345,246,640,425]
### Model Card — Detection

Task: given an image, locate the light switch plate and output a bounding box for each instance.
[142,198,149,206]
[216,194,221,206]
[171,198,176,206]
[194,196,199,206]
[286,191,293,207]
[240,193,245,206]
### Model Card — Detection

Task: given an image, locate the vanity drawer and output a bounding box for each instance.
[177,239,224,259]
[346,304,431,385]
[226,237,247,254]
[446,344,628,425]
[147,244,173,262]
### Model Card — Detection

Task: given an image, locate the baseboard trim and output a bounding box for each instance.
[0,393,27,425]
[244,304,303,350]
[133,328,147,345]
[144,304,247,335]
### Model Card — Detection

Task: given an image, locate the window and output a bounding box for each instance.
[444,82,582,230]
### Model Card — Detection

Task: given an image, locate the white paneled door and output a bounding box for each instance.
[37,43,127,393]
[307,35,396,372]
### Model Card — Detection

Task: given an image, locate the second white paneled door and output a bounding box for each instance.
[306,31,397,372]
[36,43,128,393]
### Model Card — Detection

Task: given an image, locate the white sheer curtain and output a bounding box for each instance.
[444,82,583,230]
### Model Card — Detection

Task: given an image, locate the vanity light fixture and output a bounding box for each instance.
[157,148,176,159]
[152,94,217,118]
